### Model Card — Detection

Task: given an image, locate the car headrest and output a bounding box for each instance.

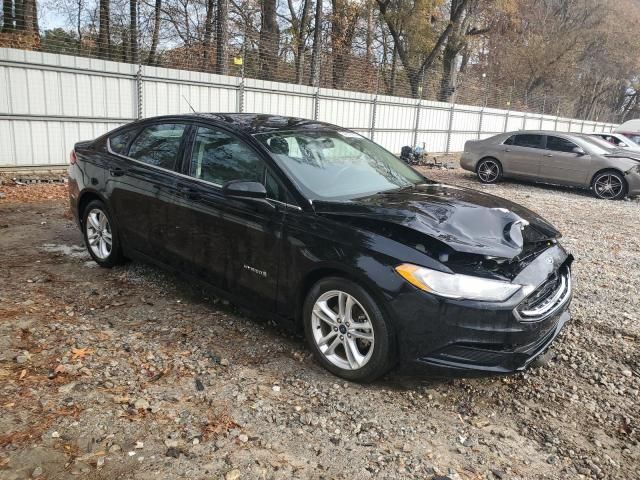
[269,137,289,155]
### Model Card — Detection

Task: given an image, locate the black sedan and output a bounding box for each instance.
[68,114,573,382]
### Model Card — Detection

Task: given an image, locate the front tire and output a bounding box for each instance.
[476,158,503,184]
[591,171,627,200]
[303,277,395,382]
[82,199,124,267]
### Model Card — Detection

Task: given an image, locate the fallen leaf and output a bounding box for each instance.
[54,364,66,374]
[71,348,94,360]
[19,369,27,380]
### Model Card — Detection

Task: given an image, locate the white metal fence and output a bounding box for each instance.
[0,47,617,169]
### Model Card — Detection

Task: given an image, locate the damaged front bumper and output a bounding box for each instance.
[624,168,640,197]
[389,245,573,375]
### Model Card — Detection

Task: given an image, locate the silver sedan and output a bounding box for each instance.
[460,130,640,200]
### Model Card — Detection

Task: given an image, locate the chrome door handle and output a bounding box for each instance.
[504,149,512,152]
[544,154,553,157]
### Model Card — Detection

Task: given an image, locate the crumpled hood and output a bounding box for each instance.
[313,183,560,259]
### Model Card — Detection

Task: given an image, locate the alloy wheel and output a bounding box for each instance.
[311,290,375,371]
[85,208,113,260]
[478,160,500,183]
[594,174,623,199]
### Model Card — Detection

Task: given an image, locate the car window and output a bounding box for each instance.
[190,126,264,185]
[546,136,579,153]
[513,134,544,149]
[503,135,515,145]
[109,129,137,155]
[128,124,187,170]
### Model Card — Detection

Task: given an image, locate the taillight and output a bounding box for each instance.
[70,149,77,165]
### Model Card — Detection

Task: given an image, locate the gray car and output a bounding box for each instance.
[460,130,640,200]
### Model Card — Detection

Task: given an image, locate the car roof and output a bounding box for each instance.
[504,130,583,136]
[140,113,342,135]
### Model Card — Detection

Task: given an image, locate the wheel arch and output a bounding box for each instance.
[77,190,109,226]
[476,156,502,172]
[295,265,394,331]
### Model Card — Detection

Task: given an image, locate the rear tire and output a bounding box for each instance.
[303,277,395,383]
[591,170,627,200]
[476,158,503,184]
[82,199,125,267]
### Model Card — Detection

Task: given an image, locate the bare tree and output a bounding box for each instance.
[98,0,111,58]
[377,0,472,97]
[148,0,162,64]
[203,0,214,66]
[259,0,279,80]
[2,0,15,32]
[286,0,312,83]
[216,0,229,74]
[130,0,138,63]
[309,0,322,86]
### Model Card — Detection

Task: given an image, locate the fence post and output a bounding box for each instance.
[412,99,421,148]
[580,120,585,132]
[237,80,245,113]
[503,107,511,132]
[136,65,143,119]
[446,102,456,154]
[477,105,484,140]
[567,119,572,132]
[313,89,320,120]
[522,112,527,130]
[554,115,559,131]
[370,95,377,141]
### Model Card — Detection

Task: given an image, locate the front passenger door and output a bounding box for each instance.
[169,124,288,311]
[540,135,591,185]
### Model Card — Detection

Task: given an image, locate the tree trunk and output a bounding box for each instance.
[259,0,279,80]
[390,42,397,96]
[148,0,161,64]
[2,0,14,32]
[15,0,23,30]
[365,0,373,63]
[437,43,458,102]
[76,0,83,52]
[15,0,38,35]
[216,0,229,74]
[129,0,138,64]
[309,0,322,86]
[203,0,214,68]
[294,0,312,84]
[98,0,111,59]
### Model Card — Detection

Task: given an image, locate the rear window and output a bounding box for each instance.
[128,124,187,170]
[511,134,544,149]
[109,129,137,155]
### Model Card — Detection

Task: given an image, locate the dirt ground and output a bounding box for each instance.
[0,170,638,480]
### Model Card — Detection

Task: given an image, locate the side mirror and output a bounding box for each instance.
[619,142,628,147]
[572,146,585,156]
[222,180,267,200]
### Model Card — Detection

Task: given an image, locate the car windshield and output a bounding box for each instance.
[581,135,615,153]
[254,129,424,201]
[620,133,640,144]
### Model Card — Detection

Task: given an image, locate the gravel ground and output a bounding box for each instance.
[0,171,639,480]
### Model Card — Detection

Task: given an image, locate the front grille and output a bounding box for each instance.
[515,266,571,322]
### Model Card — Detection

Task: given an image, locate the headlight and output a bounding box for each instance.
[395,263,522,302]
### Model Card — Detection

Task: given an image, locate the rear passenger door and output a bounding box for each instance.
[539,135,591,185]
[501,134,544,178]
[105,122,189,261]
